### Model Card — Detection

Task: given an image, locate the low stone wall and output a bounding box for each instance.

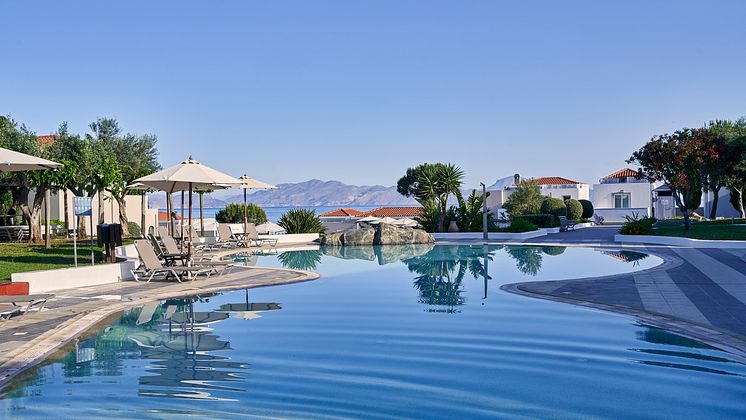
[615,234,746,249]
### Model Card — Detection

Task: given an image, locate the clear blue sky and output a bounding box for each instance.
[2,0,745,189]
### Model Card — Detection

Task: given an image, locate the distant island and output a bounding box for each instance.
[147,179,417,208]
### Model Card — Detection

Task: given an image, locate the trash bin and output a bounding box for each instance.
[97,224,122,262]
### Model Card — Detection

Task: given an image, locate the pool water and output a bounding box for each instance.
[2,245,745,418]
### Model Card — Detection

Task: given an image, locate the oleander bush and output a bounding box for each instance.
[564,199,583,221]
[578,199,594,219]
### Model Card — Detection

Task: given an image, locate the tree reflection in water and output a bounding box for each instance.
[277,249,323,270]
[504,246,544,276]
[403,245,494,313]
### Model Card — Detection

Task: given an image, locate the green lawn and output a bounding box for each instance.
[650,219,746,240]
[0,239,133,281]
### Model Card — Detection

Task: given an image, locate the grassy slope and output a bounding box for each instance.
[650,219,746,240]
[0,239,133,281]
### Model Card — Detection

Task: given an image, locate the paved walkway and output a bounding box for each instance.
[0,265,318,389]
[496,226,746,359]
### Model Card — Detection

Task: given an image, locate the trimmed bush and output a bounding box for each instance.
[512,214,555,228]
[505,218,538,233]
[579,199,594,219]
[564,199,583,221]
[127,221,142,238]
[278,208,325,234]
[540,197,567,219]
[216,203,267,224]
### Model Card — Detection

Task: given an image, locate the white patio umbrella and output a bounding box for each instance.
[255,221,284,234]
[394,218,417,227]
[372,217,398,225]
[134,157,241,260]
[235,175,276,240]
[0,147,62,172]
[357,216,381,223]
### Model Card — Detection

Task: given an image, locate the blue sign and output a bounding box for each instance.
[73,196,92,217]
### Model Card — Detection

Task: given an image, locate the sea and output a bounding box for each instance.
[171,206,380,222]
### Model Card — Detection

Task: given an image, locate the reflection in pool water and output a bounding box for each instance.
[2,245,745,418]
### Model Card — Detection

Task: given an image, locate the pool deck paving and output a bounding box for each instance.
[493,226,746,360]
[0,261,319,391]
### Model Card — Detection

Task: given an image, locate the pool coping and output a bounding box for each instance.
[501,247,746,364]
[0,265,320,392]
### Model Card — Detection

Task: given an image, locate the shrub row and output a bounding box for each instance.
[619,217,656,235]
[512,214,556,228]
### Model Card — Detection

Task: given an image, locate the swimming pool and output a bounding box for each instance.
[2,245,745,418]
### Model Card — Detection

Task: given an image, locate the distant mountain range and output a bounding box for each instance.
[148,179,417,208]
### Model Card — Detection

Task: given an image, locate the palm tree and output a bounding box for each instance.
[398,162,465,232]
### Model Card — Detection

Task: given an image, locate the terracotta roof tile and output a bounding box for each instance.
[158,211,180,221]
[319,208,368,217]
[363,206,422,217]
[534,177,582,185]
[38,134,57,145]
[604,168,640,179]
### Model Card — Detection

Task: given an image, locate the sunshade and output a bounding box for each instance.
[255,221,285,234]
[357,216,381,223]
[134,157,241,259]
[0,147,62,172]
[234,174,276,242]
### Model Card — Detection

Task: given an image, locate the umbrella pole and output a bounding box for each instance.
[166,191,173,236]
[199,191,204,236]
[180,191,185,253]
[188,183,193,263]
[243,189,248,247]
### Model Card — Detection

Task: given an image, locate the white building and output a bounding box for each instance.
[485,174,589,217]
[592,168,656,222]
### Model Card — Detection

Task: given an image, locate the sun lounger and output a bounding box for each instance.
[214,223,241,249]
[245,223,278,250]
[593,214,605,225]
[0,293,54,320]
[131,240,215,283]
[158,233,190,265]
[558,216,577,232]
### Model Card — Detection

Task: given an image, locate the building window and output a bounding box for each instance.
[613,193,631,208]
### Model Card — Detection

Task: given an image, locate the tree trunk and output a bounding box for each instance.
[44,189,51,249]
[28,190,45,244]
[114,194,130,237]
[709,186,721,219]
[77,215,87,239]
[733,187,746,218]
[63,189,70,237]
[672,188,690,230]
[98,190,105,226]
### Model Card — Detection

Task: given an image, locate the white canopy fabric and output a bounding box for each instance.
[393,218,417,227]
[0,147,62,172]
[134,157,241,259]
[134,156,240,193]
[371,217,399,225]
[236,174,276,190]
[255,221,285,234]
[357,216,381,223]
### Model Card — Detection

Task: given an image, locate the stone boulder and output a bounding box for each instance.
[373,223,434,246]
[342,227,376,246]
[320,223,434,247]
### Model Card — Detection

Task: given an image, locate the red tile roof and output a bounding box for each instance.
[604,168,640,179]
[319,208,368,217]
[158,211,180,221]
[363,206,422,217]
[534,177,582,185]
[38,134,57,145]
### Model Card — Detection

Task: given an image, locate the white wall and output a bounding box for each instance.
[594,207,651,223]
[593,182,651,210]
